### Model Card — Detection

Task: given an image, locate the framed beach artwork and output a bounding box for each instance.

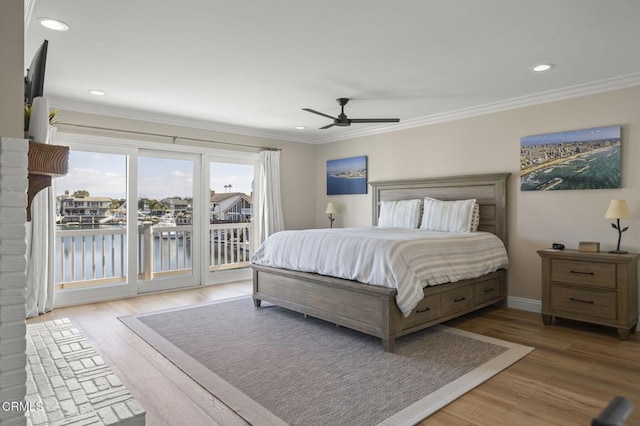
[520,125,621,191]
[327,156,368,195]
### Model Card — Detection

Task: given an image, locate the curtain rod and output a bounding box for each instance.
[57,122,282,151]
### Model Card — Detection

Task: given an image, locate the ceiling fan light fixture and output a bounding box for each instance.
[532,63,554,72]
[39,18,69,31]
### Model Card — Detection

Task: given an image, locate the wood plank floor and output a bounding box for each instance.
[27,282,640,425]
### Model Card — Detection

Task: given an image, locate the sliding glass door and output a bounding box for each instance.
[53,149,129,290]
[53,132,257,305]
[204,157,256,284]
[137,151,201,293]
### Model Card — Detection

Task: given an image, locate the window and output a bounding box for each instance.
[207,161,254,276]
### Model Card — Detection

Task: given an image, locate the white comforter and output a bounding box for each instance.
[251,227,509,317]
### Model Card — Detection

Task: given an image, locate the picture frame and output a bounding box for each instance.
[520,125,621,191]
[326,156,368,195]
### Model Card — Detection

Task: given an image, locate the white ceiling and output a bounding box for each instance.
[24,0,640,144]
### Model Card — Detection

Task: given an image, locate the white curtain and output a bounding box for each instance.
[25,126,57,318]
[25,187,55,317]
[254,150,285,248]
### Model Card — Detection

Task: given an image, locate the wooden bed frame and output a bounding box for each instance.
[252,173,510,352]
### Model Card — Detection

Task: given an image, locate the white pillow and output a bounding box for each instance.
[420,197,476,232]
[470,203,480,232]
[378,199,422,228]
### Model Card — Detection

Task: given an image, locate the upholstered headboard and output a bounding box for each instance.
[369,173,510,247]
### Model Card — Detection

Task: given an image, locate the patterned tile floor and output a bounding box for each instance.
[26,319,145,425]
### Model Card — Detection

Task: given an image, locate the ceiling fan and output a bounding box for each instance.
[302,98,400,129]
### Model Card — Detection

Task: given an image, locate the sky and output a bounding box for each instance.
[210,162,254,196]
[326,156,367,174]
[54,151,254,200]
[520,125,621,146]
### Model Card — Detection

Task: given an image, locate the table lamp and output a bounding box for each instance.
[325,202,336,228]
[604,199,630,254]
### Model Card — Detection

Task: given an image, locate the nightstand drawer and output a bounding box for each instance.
[442,286,474,315]
[402,294,441,329]
[551,259,616,288]
[551,285,617,320]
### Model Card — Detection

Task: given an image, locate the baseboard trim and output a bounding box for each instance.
[507,296,541,313]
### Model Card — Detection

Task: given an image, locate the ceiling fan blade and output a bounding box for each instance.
[302,108,337,120]
[319,123,335,129]
[350,118,400,123]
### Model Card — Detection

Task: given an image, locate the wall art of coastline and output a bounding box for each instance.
[520,125,621,191]
[327,156,368,195]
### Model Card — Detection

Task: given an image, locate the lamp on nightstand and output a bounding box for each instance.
[325,202,336,228]
[605,199,630,254]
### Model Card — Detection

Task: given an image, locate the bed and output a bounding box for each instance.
[251,173,510,352]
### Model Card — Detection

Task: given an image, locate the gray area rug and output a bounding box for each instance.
[120,297,532,426]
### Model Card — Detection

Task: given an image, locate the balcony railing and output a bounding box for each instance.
[138,224,193,281]
[209,223,251,271]
[56,227,127,289]
[55,222,252,289]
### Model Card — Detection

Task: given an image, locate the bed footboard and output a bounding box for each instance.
[252,265,401,351]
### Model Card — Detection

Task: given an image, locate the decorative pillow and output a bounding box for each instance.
[378,199,422,228]
[470,203,480,232]
[420,197,476,232]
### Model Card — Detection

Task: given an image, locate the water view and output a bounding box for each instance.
[520,143,621,191]
[53,150,255,288]
[326,156,368,195]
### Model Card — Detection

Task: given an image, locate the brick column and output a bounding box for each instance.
[0,137,28,426]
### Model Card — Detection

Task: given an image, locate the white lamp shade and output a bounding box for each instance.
[325,202,337,215]
[604,199,630,219]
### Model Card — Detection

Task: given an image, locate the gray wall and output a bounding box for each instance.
[0,1,28,425]
[0,0,24,138]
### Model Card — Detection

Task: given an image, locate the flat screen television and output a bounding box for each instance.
[24,39,49,106]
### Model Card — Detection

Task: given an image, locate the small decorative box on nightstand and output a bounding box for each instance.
[578,241,600,252]
[537,249,639,340]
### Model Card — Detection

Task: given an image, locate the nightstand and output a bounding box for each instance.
[537,249,639,340]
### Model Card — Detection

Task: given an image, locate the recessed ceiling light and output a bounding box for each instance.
[89,90,105,96]
[532,64,554,72]
[295,126,306,130]
[39,18,69,31]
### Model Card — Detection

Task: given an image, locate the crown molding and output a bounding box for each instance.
[50,72,640,146]
[312,72,640,144]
